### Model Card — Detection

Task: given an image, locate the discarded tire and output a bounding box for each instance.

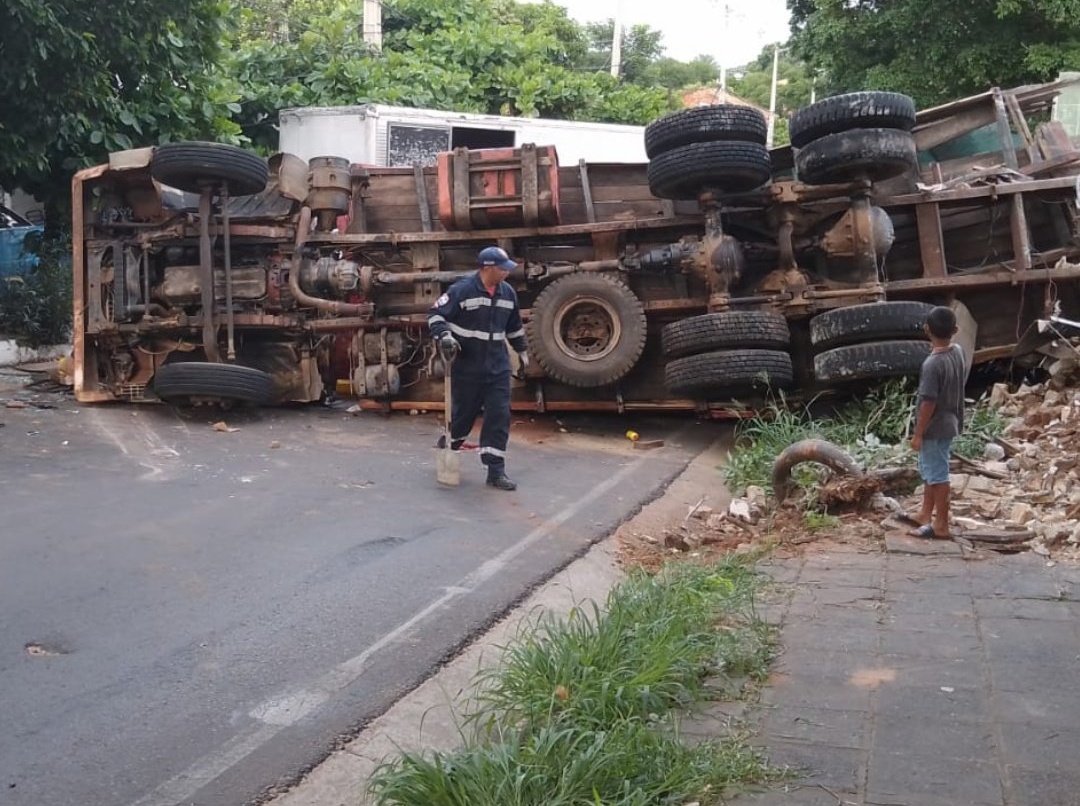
[661,311,790,358]
[151,141,269,196]
[526,272,647,388]
[665,349,793,397]
[645,105,768,158]
[648,141,771,199]
[153,362,276,405]
[810,301,934,351]
[813,340,930,383]
[789,91,916,149]
[795,128,917,185]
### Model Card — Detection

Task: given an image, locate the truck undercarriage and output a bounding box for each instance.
[73,81,1080,414]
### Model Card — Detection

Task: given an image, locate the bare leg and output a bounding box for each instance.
[915,484,934,526]
[932,482,951,538]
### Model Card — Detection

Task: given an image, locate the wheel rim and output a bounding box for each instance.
[552,295,622,362]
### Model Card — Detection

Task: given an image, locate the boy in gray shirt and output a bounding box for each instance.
[909,306,967,539]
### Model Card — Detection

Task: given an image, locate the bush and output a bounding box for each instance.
[0,232,72,347]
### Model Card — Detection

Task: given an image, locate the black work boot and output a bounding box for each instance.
[486,470,517,491]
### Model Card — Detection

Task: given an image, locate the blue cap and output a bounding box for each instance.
[478,246,517,271]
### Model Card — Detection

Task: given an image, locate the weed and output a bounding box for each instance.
[369,561,774,805]
[803,511,841,531]
[953,398,1007,460]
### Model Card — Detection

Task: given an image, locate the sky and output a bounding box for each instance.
[549,0,793,68]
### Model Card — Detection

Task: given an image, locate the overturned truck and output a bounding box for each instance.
[73,81,1080,414]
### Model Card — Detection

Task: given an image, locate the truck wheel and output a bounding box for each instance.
[153,362,276,405]
[661,311,790,358]
[645,105,768,158]
[795,128,917,185]
[810,301,935,351]
[526,272,647,388]
[151,142,269,196]
[648,141,771,200]
[665,349,793,397]
[789,91,916,149]
[814,340,930,383]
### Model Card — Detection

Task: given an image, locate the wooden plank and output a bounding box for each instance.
[578,159,596,223]
[884,250,1080,293]
[413,165,432,232]
[992,88,1019,171]
[913,106,998,151]
[915,202,947,277]
[883,175,1078,206]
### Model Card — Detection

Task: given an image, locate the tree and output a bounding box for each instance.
[729,45,814,119]
[0,0,242,219]
[229,0,671,151]
[640,56,721,92]
[579,21,665,84]
[788,0,1080,107]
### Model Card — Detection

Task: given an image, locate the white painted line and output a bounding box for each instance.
[89,409,180,481]
[125,452,652,806]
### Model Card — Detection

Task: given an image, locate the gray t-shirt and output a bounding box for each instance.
[918,343,967,440]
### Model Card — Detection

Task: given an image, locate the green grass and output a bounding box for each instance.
[724,379,1008,498]
[803,511,841,531]
[368,561,774,806]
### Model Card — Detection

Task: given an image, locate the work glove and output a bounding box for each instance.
[438,333,460,362]
[515,351,530,380]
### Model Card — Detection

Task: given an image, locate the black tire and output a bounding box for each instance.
[665,349,793,397]
[153,362,275,405]
[644,106,768,158]
[810,301,935,351]
[661,311,790,358]
[151,142,269,196]
[526,272,647,388]
[814,340,930,384]
[789,91,917,149]
[648,141,771,200]
[795,128,917,185]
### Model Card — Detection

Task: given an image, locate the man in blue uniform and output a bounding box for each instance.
[428,246,529,491]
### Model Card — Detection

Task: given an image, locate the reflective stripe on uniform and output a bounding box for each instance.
[428,314,446,325]
[506,328,525,339]
[449,323,506,341]
[495,299,515,309]
[461,297,493,310]
[479,446,507,458]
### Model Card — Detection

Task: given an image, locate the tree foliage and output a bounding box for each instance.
[0,0,242,215]
[788,0,1080,107]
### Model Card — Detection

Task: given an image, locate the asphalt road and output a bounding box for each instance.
[0,373,715,806]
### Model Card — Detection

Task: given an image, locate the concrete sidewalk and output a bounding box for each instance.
[725,546,1080,806]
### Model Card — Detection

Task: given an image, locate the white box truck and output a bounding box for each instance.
[277,104,648,166]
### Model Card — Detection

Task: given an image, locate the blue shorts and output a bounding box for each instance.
[919,438,953,485]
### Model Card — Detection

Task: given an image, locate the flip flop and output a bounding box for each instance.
[909,524,951,540]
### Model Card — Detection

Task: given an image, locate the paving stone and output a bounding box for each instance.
[790,585,884,610]
[992,688,1080,727]
[760,740,867,792]
[881,592,974,617]
[867,752,1004,805]
[980,618,1080,665]
[726,785,862,806]
[884,607,979,636]
[885,569,970,597]
[761,677,873,713]
[758,562,802,584]
[1005,766,1080,806]
[785,607,886,630]
[782,624,881,654]
[885,534,963,556]
[880,628,982,660]
[872,713,996,762]
[761,705,870,749]
[968,567,1069,599]
[877,655,982,689]
[798,568,884,589]
[998,721,1080,770]
[874,684,991,724]
[973,597,1075,621]
[989,660,1080,692]
[773,648,876,684]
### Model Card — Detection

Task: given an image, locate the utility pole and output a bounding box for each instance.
[363,0,382,50]
[766,43,781,147]
[718,4,730,102]
[610,0,624,78]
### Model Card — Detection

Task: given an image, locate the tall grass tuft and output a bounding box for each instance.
[369,561,773,806]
